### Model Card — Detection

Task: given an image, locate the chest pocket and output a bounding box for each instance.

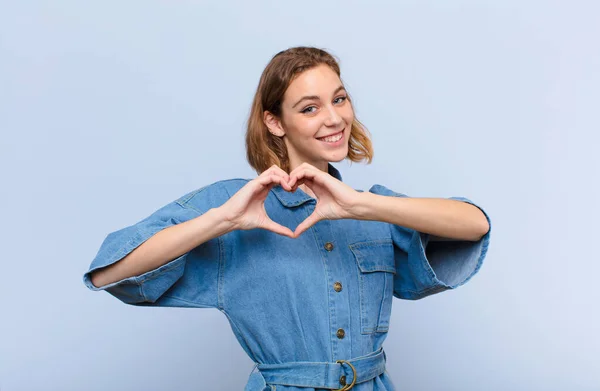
[349,239,396,334]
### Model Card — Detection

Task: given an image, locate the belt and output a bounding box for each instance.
[254,347,387,390]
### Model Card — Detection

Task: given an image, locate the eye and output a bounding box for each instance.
[301,106,317,114]
[334,96,347,104]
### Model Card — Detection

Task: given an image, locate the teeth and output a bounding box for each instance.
[320,132,343,143]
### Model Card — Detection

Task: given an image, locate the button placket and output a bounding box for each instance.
[326,242,348,344]
[312,219,350,359]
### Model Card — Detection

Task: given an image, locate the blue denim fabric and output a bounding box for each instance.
[83,164,491,390]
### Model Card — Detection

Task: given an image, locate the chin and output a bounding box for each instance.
[328,149,349,163]
[330,155,347,163]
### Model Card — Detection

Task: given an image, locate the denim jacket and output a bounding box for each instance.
[83,164,491,391]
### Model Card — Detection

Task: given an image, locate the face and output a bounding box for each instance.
[264,64,355,172]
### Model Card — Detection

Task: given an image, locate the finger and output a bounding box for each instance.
[293,212,321,238]
[288,167,319,189]
[263,165,291,184]
[256,174,290,191]
[262,219,295,238]
[289,162,319,177]
[288,170,305,189]
[270,165,291,181]
[290,176,314,193]
[259,168,292,191]
[252,176,282,198]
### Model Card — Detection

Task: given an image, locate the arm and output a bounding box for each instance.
[279,164,491,301]
[88,165,294,294]
[351,193,490,242]
[282,162,490,240]
[359,186,492,300]
[90,207,235,288]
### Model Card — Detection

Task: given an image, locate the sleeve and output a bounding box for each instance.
[82,182,229,308]
[368,184,491,300]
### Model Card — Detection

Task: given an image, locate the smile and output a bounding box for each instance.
[316,129,344,143]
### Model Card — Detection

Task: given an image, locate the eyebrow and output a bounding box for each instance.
[291,85,346,109]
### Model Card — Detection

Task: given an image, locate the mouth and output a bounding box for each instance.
[316,128,345,144]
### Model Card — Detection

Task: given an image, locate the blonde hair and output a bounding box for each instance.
[245,46,373,174]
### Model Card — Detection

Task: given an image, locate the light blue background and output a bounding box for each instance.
[1,1,598,390]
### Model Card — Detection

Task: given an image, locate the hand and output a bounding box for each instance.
[219,165,295,238]
[288,162,362,237]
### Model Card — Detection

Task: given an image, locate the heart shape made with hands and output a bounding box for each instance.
[263,164,361,238]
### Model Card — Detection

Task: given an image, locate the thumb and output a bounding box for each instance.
[293,212,321,238]
[262,218,295,238]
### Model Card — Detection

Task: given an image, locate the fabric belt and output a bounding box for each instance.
[254,347,387,390]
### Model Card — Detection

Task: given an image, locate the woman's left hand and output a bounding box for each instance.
[287,162,363,237]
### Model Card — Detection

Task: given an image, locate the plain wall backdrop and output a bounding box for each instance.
[1,1,598,390]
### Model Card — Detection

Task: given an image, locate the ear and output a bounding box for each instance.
[263,111,286,137]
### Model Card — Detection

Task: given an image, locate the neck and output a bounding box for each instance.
[299,184,316,199]
[288,160,329,174]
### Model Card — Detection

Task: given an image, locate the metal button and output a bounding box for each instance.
[336,328,345,339]
[333,282,342,292]
[324,242,334,251]
[339,375,346,386]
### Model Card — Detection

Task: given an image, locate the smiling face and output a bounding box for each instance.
[263,64,355,172]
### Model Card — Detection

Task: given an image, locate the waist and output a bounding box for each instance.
[255,347,387,390]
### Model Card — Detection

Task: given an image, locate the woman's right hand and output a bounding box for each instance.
[218,165,295,238]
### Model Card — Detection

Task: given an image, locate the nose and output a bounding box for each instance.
[324,104,343,127]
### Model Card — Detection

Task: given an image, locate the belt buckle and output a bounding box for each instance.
[334,359,357,390]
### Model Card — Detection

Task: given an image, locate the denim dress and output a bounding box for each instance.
[83,164,491,391]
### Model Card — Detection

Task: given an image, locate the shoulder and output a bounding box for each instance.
[176,178,251,214]
[365,184,408,198]
[352,184,407,197]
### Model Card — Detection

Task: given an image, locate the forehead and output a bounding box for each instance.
[283,64,342,102]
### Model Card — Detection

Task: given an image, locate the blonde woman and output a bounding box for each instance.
[84,46,491,391]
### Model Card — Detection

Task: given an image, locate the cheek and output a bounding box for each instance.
[286,117,319,138]
[297,117,321,134]
[344,105,355,123]
[343,101,355,116]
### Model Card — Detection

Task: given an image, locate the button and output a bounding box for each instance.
[336,328,345,339]
[339,375,346,386]
[324,242,334,251]
[333,282,342,292]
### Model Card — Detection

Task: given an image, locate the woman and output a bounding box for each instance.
[84,46,491,391]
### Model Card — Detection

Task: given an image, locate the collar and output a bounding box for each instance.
[272,163,343,208]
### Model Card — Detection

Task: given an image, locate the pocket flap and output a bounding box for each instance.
[349,240,396,274]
